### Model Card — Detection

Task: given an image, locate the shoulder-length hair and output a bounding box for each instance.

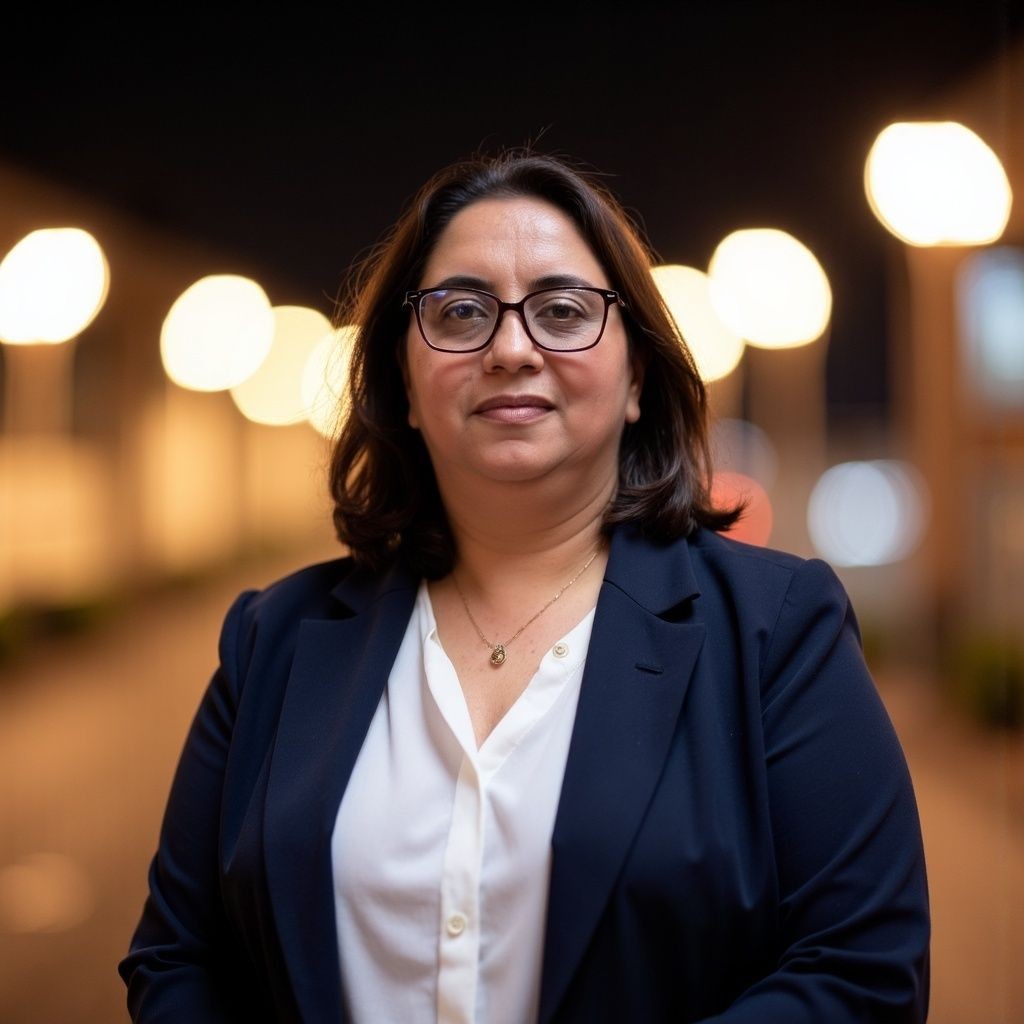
[328,150,741,578]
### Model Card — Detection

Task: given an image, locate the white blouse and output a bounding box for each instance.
[331,579,596,1024]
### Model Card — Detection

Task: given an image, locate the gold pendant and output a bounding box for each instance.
[490,644,506,666]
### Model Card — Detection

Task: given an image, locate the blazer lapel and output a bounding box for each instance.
[538,526,706,1024]
[263,559,418,1024]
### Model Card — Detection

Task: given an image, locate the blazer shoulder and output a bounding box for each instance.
[243,554,358,626]
[226,552,420,671]
[209,555,360,706]
[686,527,850,627]
[688,526,808,581]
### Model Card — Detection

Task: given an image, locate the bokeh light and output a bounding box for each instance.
[712,471,773,547]
[808,460,929,567]
[0,228,109,344]
[160,275,274,392]
[302,325,358,438]
[710,418,779,492]
[865,122,1012,246]
[957,246,1024,407]
[230,305,333,425]
[708,229,832,349]
[0,438,113,601]
[651,264,745,381]
[0,852,96,934]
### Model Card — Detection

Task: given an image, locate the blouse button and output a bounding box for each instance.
[553,642,569,658]
[446,912,467,937]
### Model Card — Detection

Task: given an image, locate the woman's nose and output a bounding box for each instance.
[483,309,545,372]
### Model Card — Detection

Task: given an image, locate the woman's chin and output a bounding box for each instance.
[457,449,569,487]
[474,460,559,485]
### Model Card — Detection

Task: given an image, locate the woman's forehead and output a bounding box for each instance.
[420,196,607,286]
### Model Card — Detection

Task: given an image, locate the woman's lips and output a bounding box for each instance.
[473,395,553,423]
[476,404,552,423]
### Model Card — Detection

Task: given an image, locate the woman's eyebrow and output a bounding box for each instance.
[428,273,600,291]
[530,273,598,289]
[427,275,490,290]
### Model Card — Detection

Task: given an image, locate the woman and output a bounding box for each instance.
[120,152,930,1022]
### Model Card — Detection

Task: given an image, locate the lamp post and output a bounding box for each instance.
[864,119,1014,663]
[706,228,833,554]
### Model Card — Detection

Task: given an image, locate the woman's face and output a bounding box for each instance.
[402,196,643,497]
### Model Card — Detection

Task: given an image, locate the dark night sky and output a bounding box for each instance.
[4,2,1023,418]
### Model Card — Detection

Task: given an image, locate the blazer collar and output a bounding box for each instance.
[265,563,418,1024]
[601,521,702,615]
[538,523,706,1023]
[328,551,418,616]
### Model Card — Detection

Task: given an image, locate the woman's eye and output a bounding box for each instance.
[539,301,583,320]
[442,301,489,321]
[536,303,585,323]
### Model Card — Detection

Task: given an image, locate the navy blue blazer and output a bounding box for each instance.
[120,524,929,1022]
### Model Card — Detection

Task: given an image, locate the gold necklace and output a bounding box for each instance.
[452,547,601,667]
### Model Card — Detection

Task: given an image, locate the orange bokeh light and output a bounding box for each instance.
[712,471,773,547]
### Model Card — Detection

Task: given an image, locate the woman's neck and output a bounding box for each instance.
[438,472,615,599]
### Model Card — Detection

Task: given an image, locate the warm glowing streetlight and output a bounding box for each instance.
[708,229,832,349]
[651,264,744,381]
[161,275,274,392]
[302,325,358,438]
[865,122,1012,246]
[0,228,109,344]
[230,305,333,425]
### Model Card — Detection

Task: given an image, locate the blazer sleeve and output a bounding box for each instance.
[118,587,261,1024]
[704,558,930,1023]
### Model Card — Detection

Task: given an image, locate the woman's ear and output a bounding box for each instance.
[625,348,647,424]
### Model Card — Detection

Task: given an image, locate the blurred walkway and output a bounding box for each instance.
[882,671,1024,1024]
[0,551,1021,1024]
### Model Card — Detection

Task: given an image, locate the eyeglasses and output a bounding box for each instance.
[403,285,625,353]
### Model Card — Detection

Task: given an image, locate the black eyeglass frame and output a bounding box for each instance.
[403,285,626,353]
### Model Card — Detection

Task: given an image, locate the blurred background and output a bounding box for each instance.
[1,3,1022,1021]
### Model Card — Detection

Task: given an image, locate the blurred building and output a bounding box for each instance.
[707,39,1024,701]
[892,38,1023,685]
[2,37,1022,699]
[0,163,336,619]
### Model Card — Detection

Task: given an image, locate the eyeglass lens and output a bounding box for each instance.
[417,289,607,351]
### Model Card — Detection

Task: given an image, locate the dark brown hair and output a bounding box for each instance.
[328,150,740,578]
